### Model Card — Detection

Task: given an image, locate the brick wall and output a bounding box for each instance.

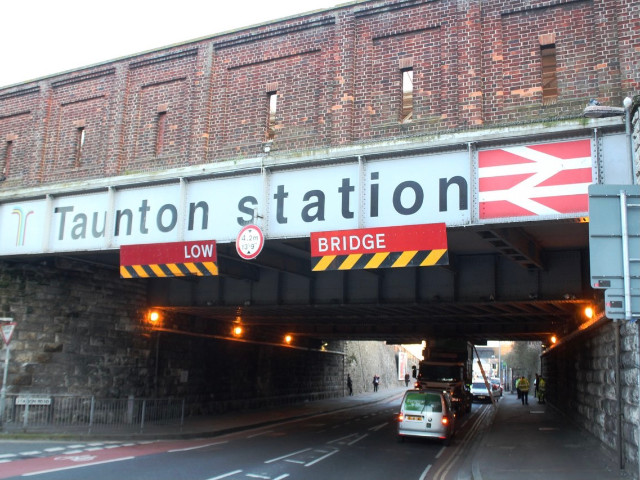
[0,0,637,187]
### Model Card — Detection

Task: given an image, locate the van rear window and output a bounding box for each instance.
[403,392,442,412]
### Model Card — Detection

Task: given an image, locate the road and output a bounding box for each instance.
[0,396,493,480]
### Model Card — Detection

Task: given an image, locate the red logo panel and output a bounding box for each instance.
[478,140,592,219]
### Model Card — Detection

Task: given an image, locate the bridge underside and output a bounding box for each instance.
[58,219,594,345]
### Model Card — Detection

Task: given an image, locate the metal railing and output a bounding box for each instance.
[0,394,185,434]
[0,389,342,434]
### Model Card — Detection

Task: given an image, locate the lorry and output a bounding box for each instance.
[415,338,473,415]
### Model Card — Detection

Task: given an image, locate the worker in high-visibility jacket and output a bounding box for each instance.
[537,376,546,404]
[518,376,530,405]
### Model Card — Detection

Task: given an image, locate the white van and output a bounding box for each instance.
[397,388,456,445]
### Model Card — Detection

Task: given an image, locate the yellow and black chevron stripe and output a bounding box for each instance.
[120,262,218,278]
[312,249,448,272]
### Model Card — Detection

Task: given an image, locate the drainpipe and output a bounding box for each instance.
[615,321,624,469]
[637,322,640,480]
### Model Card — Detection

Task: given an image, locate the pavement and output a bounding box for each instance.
[1,387,634,479]
[470,391,632,480]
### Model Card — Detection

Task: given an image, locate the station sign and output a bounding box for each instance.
[310,223,448,271]
[120,240,218,278]
[15,396,52,406]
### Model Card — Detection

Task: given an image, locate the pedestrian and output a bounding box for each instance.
[534,373,540,399]
[537,376,546,404]
[515,376,521,400]
[373,374,380,392]
[404,372,410,387]
[518,376,530,405]
[347,374,353,396]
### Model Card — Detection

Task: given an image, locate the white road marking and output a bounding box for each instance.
[20,451,41,456]
[206,470,242,480]
[22,456,134,476]
[169,441,227,452]
[305,449,339,467]
[369,422,387,431]
[418,464,432,480]
[246,474,270,479]
[432,405,493,480]
[435,446,446,459]
[0,453,17,459]
[247,430,273,438]
[264,448,311,464]
[44,447,65,453]
[273,475,289,480]
[347,434,368,446]
[285,459,305,464]
[327,433,359,444]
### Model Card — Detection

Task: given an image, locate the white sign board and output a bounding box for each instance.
[0,323,16,346]
[0,138,596,258]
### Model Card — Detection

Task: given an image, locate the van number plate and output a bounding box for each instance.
[406,415,422,421]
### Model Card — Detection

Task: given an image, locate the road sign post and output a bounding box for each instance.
[589,185,640,320]
[0,318,15,428]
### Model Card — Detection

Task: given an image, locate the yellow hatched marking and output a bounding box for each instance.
[339,254,362,270]
[149,264,166,277]
[120,266,133,278]
[202,262,219,275]
[184,263,202,275]
[132,265,149,277]
[167,264,184,276]
[313,255,336,271]
[365,252,389,269]
[392,250,418,267]
[421,249,447,266]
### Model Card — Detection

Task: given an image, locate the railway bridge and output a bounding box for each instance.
[0,0,639,470]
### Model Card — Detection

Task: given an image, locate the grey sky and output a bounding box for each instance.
[0,0,347,88]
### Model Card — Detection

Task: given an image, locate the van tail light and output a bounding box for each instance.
[398,413,404,422]
[441,416,450,426]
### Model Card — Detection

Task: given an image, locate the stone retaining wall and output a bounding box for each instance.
[542,319,640,472]
[0,258,419,408]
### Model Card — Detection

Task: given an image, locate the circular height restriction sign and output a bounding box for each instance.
[236,225,264,260]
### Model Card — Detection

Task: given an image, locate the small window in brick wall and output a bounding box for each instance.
[156,105,168,155]
[75,126,86,165]
[266,91,278,140]
[401,67,414,123]
[1,135,15,180]
[540,42,558,104]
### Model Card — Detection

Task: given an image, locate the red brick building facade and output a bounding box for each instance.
[1,0,638,190]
